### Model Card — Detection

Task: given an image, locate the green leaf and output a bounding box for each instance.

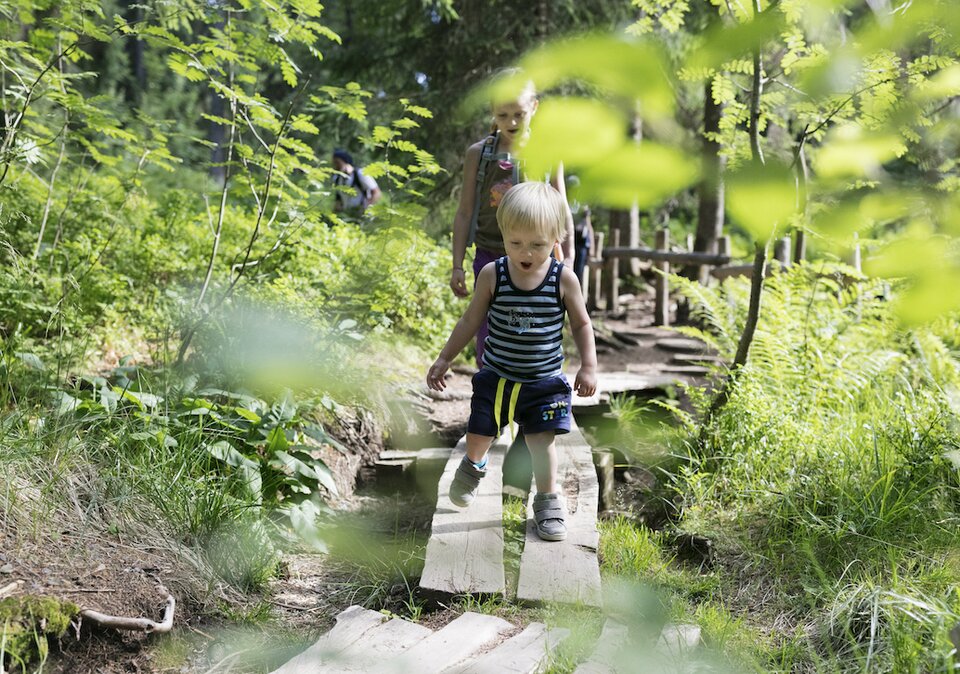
[813,126,906,180]
[726,162,797,242]
[265,426,290,454]
[577,143,699,210]
[685,7,786,72]
[521,98,626,179]
[207,441,263,501]
[516,34,675,119]
[291,446,338,495]
[15,352,43,370]
[234,407,262,423]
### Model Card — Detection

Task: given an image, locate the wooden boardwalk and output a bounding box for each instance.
[420,418,600,605]
[272,608,701,673]
[271,605,567,674]
[271,357,710,673]
[420,433,510,595]
[517,420,601,606]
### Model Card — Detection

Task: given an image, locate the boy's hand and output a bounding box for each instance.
[574,367,597,398]
[427,357,452,391]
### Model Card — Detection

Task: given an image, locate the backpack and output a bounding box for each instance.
[335,167,372,207]
[467,131,520,246]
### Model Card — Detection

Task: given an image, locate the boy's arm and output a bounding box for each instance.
[549,162,576,266]
[451,143,482,297]
[427,263,495,390]
[560,266,597,397]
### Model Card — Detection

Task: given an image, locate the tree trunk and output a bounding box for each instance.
[122,0,146,107]
[692,77,725,284]
[208,11,227,181]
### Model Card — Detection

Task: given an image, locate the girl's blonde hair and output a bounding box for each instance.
[497,182,567,243]
[488,68,537,132]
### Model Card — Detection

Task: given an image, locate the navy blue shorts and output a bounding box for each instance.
[467,368,572,437]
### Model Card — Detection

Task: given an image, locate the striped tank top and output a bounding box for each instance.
[482,257,565,382]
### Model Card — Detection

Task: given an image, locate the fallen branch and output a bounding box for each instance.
[0,580,22,598]
[80,593,175,634]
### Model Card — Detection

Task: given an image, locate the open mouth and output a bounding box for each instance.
[520,261,532,270]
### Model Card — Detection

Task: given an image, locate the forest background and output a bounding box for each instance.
[2,0,960,672]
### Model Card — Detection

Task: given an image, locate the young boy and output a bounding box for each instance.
[427,182,597,542]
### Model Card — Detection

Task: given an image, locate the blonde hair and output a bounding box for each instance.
[490,67,537,106]
[497,182,567,243]
[488,68,537,131]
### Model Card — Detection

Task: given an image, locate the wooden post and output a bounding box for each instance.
[717,235,730,257]
[592,450,615,513]
[714,235,731,284]
[850,232,862,273]
[794,229,806,263]
[774,236,791,268]
[606,229,621,313]
[655,228,670,326]
[590,231,604,312]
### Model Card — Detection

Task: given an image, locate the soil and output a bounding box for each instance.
[7,287,712,673]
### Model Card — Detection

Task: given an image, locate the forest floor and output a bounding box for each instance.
[20,288,705,673]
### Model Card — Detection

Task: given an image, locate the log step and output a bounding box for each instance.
[654,337,710,354]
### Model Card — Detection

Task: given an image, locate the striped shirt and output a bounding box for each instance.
[482,257,566,382]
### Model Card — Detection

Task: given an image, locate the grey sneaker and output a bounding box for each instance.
[533,492,567,541]
[449,456,486,507]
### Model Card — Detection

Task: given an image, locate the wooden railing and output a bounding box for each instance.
[583,228,861,327]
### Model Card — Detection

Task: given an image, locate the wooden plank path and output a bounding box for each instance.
[420,433,510,595]
[420,417,600,604]
[271,605,567,674]
[517,418,602,606]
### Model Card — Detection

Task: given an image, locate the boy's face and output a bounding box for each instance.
[492,99,536,140]
[332,157,349,172]
[503,226,557,276]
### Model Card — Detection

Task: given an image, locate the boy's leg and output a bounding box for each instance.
[526,430,566,541]
[449,433,494,508]
[465,433,495,464]
[525,431,559,495]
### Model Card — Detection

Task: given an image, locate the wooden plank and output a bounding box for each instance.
[602,246,731,266]
[670,354,723,366]
[572,372,680,408]
[393,612,515,673]
[271,605,387,673]
[454,622,569,674]
[657,623,702,655]
[323,616,433,672]
[653,338,708,354]
[420,434,508,595]
[572,620,629,674]
[654,228,670,327]
[517,419,602,606]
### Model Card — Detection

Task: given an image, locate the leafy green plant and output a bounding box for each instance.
[667,265,960,671]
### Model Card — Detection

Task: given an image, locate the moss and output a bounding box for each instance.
[0,595,79,671]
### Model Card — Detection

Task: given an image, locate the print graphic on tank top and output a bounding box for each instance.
[508,307,534,334]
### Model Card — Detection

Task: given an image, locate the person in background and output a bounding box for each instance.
[449,71,574,366]
[565,174,593,285]
[332,149,381,215]
[427,182,597,542]
[573,206,594,285]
